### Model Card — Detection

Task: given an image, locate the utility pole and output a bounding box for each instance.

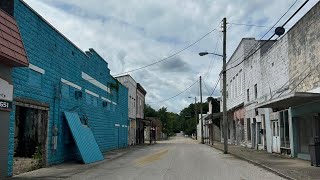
[200,76,204,144]
[194,97,197,140]
[222,17,228,154]
[211,99,214,146]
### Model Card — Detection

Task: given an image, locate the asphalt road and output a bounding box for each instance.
[67,134,283,180]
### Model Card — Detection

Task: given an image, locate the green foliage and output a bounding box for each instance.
[144,97,220,137]
[31,145,43,170]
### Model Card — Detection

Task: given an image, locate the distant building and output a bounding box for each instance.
[115,75,137,145]
[136,83,147,144]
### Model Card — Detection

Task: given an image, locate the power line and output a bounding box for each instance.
[226,0,299,68]
[228,22,278,29]
[210,75,221,97]
[203,32,223,94]
[226,0,304,72]
[113,28,218,76]
[147,79,199,104]
[146,32,222,104]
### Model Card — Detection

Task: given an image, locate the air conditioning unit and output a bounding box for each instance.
[75,91,82,99]
[102,101,108,107]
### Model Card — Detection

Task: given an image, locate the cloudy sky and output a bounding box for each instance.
[23,0,317,113]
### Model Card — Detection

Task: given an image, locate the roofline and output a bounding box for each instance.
[19,0,90,58]
[114,74,137,84]
[137,83,147,95]
[226,38,255,66]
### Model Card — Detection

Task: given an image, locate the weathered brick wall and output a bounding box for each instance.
[7,0,128,176]
[288,2,320,92]
[260,35,290,100]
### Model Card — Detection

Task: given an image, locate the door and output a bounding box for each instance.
[271,120,280,153]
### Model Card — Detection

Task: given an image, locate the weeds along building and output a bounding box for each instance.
[0,0,129,176]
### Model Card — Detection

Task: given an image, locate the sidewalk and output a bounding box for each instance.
[212,142,320,180]
[9,145,147,180]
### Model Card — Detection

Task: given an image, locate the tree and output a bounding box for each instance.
[144,104,158,117]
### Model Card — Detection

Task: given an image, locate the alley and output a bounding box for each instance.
[14,135,282,180]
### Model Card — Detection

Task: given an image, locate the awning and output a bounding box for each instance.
[64,111,104,164]
[256,92,320,109]
[205,112,223,120]
[0,9,28,67]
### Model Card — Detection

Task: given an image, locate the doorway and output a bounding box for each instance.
[14,105,48,175]
[271,120,280,153]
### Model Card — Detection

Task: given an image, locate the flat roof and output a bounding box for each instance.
[256,92,320,109]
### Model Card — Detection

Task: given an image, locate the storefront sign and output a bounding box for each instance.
[0,100,12,110]
[0,78,13,111]
[0,78,13,101]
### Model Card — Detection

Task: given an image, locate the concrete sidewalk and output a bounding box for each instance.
[212,142,320,180]
[9,145,147,180]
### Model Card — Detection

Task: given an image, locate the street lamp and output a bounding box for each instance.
[188,96,198,140]
[199,52,223,57]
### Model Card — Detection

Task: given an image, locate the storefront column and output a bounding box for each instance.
[288,107,295,157]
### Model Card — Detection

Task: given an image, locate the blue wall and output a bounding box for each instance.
[7,0,128,176]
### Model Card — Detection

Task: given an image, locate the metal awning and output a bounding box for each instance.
[256,92,320,109]
[205,112,223,120]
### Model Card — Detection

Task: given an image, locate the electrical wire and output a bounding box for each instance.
[228,22,278,29]
[147,80,199,104]
[226,0,304,72]
[226,0,298,68]
[210,75,221,97]
[113,28,218,76]
[203,32,223,94]
[146,32,222,105]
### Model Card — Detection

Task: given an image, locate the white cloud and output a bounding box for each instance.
[23,0,318,113]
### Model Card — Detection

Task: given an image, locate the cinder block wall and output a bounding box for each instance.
[6,0,128,176]
[288,2,320,92]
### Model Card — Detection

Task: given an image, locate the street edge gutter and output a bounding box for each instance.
[209,145,295,180]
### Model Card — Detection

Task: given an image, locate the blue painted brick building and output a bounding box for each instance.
[3,0,128,176]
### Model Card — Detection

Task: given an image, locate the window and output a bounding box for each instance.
[230,80,233,98]
[247,118,251,141]
[254,84,257,99]
[239,70,242,94]
[247,89,250,101]
[235,74,238,97]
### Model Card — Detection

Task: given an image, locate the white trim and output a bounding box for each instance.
[61,78,82,90]
[308,87,320,94]
[115,124,120,127]
[29,63,45,74]
[82,72,111,93]
[101,96,111,102]
[112,101,117,105]
[85,89,99,98]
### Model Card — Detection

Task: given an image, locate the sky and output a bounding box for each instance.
[23,0,318,113]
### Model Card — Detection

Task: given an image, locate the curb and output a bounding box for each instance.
[211,145,295,180]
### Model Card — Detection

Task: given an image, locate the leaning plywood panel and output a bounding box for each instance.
[64,111,104,164]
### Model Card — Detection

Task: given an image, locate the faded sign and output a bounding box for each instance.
[0,78,13,101]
